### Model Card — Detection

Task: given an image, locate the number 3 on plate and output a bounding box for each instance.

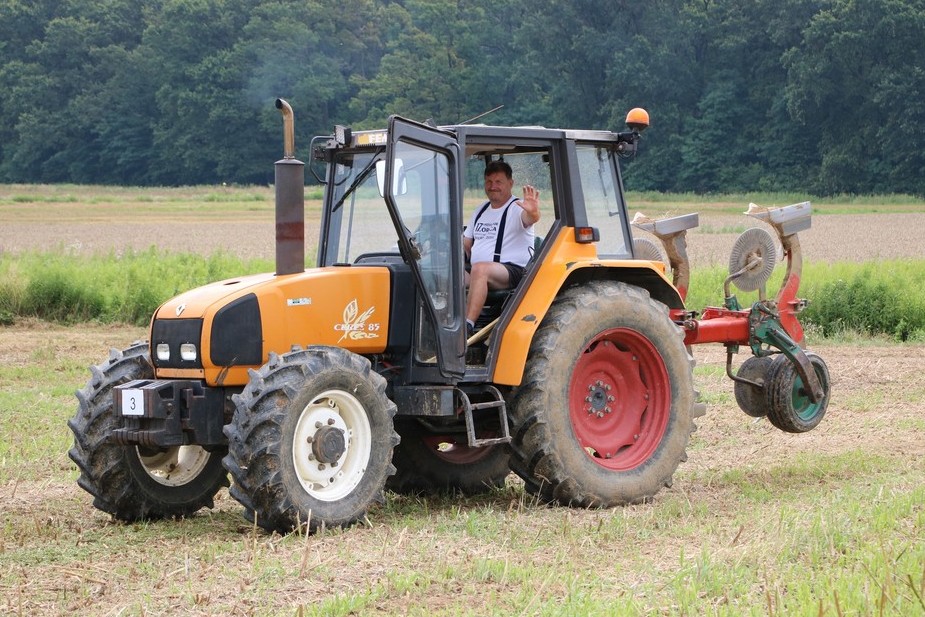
[121,389,145,417]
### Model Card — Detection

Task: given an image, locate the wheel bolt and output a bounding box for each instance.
[597,411,604,418]
[306,436,313,443]
[607,395,615,402]
[315,421,323,429]
[318,463,326,470]
[604,407,611,414]
[327,418,336,426]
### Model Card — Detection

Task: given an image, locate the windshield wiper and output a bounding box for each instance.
[331,151,383,214]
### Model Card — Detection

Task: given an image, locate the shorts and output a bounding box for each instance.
[501,262,526,288]
[464,261,526,289]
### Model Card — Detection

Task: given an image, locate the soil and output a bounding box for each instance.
[2,209,923,266]
[2,322,924,615]
[3,321,922,493]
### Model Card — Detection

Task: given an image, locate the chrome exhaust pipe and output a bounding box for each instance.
[274,98,304,276]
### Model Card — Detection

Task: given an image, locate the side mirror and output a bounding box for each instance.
[376,159,407,197]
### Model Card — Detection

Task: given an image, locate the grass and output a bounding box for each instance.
[0,248,275,325]
[3,247,925,338]
[2,187,925,613]
[2,323,924,615]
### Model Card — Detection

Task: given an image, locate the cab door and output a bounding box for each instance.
[385,116,465,378]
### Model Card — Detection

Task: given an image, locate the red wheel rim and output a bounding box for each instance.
[421,435,496,464]
[568,328,671,471]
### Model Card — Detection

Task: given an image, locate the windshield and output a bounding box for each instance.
[322,151,398,265]
[575,144,632,257]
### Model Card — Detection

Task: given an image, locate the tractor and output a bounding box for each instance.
[70,100,831,533]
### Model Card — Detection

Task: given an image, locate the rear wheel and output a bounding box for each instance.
[765,351,830,433]
[387,419,509,495]
[223,346,399,533]
[509,281,698,506]
[69,343,228,521]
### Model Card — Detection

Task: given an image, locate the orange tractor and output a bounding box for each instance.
[70,101,830,533]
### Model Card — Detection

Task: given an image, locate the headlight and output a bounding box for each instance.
[180,343,198,362]
[156,343,170,361]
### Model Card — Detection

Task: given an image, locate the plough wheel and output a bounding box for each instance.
[734,355,773,418]
[765,351,830,433]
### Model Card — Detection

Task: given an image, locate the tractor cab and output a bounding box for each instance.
[312,116,660,387]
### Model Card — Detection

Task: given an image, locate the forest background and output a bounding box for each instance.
[2,0,924,195]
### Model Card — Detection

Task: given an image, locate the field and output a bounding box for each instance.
[2,186,925,615]
[2,184,925,267]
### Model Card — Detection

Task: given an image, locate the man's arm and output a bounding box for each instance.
[519,185,541,226]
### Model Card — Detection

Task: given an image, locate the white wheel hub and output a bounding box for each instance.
[137,445,211,486]
[292,389,372,501]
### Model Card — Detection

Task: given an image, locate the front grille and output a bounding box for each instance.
[151,318,203,369]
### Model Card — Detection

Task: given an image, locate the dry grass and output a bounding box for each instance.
[2,322,924,615]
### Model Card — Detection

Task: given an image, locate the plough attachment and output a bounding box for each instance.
[632,201,830,433]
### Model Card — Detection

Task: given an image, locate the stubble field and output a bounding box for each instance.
[1,186,924,615]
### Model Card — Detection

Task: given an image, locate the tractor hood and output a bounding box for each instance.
[155,272,277,321]
[151,267,393,386]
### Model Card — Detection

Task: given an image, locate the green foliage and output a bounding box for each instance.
[684,260,925,341]
[2,1,925,194]
[0,249,272,325]
[801,261,925,341]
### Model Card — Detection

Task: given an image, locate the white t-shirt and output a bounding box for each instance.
[464,197,536,266]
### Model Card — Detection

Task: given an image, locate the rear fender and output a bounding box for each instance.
[490,229,683,386]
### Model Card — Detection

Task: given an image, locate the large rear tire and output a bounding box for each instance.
[508,281,698,506]
[68,343,229,521]
[223,347,399,533]
[387,419,509,495]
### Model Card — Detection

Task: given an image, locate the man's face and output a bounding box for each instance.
[484,171,514,204]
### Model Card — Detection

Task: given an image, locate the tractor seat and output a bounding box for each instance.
[483,235,543,307]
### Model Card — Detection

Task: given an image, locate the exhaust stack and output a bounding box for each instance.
[274,98,305,276]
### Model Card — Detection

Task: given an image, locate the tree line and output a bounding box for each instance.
[1,0,923,194]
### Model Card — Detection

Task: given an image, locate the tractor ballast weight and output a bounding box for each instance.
[69,101,831,534]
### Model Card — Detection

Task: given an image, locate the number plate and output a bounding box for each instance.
[121,389,145,417]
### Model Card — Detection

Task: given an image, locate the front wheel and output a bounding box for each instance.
[223,347,399,533]
[509,280,698,507]
[69,343,229,521]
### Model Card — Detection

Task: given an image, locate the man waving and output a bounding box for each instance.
[463,160,541,337]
